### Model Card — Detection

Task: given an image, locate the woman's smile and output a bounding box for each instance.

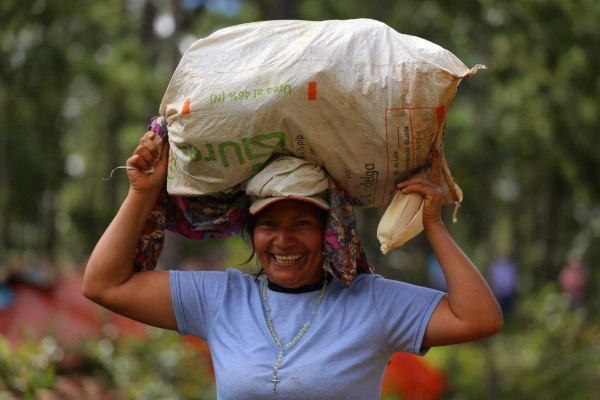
[272,254,304,264]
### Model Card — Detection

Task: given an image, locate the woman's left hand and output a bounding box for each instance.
[395,145,444,230]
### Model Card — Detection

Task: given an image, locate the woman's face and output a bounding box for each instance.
[253,200,326,288]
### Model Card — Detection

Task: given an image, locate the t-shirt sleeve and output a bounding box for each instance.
[372,276,445,355]
[170,269,227,339]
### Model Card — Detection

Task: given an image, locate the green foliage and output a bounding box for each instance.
[0,336,59,396]
[79,328,216,399]
[493,286,600,398]
[0,329,216,399]
[430,286,600,399]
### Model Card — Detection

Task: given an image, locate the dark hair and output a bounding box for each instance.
[240,213,263,280]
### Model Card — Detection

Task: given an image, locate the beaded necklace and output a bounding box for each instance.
[261,277,328,393]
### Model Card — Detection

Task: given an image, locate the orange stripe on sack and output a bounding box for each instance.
[308,82,317,100]
[435,105,446,129]
[182,98,191,115]
[433,105,445,143]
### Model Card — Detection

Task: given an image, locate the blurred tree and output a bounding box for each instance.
[1,0,599,398]
[1,1,75,263]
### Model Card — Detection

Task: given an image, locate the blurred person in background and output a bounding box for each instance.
[559,254,588,311]
[489,257,519,316]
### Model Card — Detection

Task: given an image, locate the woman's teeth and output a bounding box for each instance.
[273,254,302,264]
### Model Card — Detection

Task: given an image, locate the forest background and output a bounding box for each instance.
[1,0,599,398]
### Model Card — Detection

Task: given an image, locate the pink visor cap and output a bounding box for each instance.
[244,156,330,215]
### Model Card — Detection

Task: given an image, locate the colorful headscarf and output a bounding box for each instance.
[134,116,373,286]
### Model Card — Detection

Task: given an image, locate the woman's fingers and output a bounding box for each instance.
[127,147,153,170]
[126,131,161,170]
[397,179,443,201]
[393,146,446,227]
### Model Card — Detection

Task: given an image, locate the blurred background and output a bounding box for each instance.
[1,0,599,398]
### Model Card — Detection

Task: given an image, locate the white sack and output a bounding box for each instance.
[160,18,479,209]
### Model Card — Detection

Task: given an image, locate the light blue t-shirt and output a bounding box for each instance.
[170,269,444,400]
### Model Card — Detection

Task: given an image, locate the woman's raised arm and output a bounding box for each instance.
[82,132,177,330]
[396,147,503,347]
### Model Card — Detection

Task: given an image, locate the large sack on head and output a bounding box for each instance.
[160,18,480,210]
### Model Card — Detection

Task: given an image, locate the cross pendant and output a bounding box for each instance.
[271,372,280,393]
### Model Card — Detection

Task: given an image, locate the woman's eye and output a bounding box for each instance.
[296,220,313,227]
[257,220,274,227]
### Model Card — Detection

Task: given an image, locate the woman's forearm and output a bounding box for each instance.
[426,221,502,336]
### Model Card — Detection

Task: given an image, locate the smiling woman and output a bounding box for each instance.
[253,200,327,289]
[83,131,502,399]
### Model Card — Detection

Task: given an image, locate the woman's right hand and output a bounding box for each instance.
[126,131,169,193]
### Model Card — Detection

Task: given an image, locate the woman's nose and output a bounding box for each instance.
[273,228,297,247]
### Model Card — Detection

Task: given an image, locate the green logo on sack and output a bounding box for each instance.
[175,131,286,168]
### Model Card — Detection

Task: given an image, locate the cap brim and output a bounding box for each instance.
[249,195,330,215]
